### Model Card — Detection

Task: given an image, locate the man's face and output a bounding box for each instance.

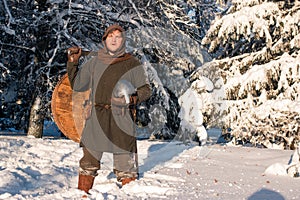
[105,30,123,54]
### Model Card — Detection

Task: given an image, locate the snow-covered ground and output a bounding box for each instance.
[0,128,299,200]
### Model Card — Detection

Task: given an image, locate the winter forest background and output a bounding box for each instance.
[0,0,299,150]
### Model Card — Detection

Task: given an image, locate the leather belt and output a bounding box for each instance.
[95,103,137,109]
[94,104,111,109]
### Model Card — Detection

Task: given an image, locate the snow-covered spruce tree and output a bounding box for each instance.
[201,0,300,149]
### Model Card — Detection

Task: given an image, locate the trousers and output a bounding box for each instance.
[79,147,138,181]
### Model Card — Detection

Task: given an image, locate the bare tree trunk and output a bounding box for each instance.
[26,0,49,138]
[27,96,44,138]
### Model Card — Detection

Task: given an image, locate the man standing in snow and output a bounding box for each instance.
[67,24,151,193]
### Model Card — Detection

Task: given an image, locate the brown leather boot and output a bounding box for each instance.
[78,174,95,194]
[121,177,136,186]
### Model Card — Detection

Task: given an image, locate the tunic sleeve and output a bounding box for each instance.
[128,61,151,103]
[66,62,79,89]
[136,84,151,103]
[67,58,94,92]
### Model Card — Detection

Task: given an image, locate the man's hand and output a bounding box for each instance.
[111,96,126,106]
[111,96,127,116]
[67,46,82,63]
